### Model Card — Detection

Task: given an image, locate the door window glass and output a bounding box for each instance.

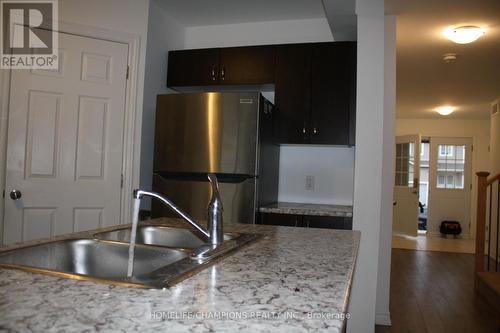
[395,142,415,187]
[436,145,465,189]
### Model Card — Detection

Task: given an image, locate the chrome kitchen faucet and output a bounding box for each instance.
[133,173,223,258]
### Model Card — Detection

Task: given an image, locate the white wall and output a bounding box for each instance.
[278,146,354,205]
[58,0,150,193]
[396,118,490,238]
[374,15,396,327]
[58,0,149,36]
[0,0,150,243]
[490,100,500,260]
[348,0,390,331]
[491,99,500,175]
[64,0,150,176]
[184,18,333,48]
[140,0,185,208]
[0,70,8,244]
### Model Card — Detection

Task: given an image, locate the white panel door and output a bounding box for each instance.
[4,32,128,244]
[393,134,421,236]
[428,137,472,236]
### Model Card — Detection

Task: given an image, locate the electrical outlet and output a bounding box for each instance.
[305,175,315,191]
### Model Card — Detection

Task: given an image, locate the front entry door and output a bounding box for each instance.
[393,134,421,236]
[4,32,129,244]
[428,137,472,236]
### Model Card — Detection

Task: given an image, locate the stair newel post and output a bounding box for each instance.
[475,171,490,288]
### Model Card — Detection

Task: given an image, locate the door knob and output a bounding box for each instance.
[10,189,22,200]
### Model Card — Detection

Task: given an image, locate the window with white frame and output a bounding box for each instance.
[439,145,454,157]
[436,144,465,189]
[438,175,445,187]
[395,142,415,187]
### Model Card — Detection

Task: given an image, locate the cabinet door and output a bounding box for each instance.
[219,46,275,85]
[310,42,356,145]
[167,48,220,86]
[258,213,302,227]
[274,44,311,144]
[304,215,351,230]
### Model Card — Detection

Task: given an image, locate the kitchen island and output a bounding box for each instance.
[0,218,360,332]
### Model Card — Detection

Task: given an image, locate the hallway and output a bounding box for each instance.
[375,249,500,333]
[392,234,475,254]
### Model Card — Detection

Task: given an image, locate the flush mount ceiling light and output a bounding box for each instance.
[443,25,486,44]
[442,52,458,63]
[435,106,456,116]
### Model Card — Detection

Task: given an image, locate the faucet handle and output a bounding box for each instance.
[207,173,219,189]
[207,173,222,211]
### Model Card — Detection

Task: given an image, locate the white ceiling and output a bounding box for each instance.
[156,0,326,27]
[386,0,500,119]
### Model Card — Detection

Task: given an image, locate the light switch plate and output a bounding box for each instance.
[305,175,315,191]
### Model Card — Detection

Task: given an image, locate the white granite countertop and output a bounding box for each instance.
[0,218,360,332]
[259,202,353,218]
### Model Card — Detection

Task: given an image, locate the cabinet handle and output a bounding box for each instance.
[221,66,225,81]
[263,104,273,115]
[211,66,216,81]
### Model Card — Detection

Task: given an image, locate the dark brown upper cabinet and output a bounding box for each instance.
[167,48,220,86]
[310,42,356,145]
[219,46,275,85]
[167,46,275,87]
[273,44,311,144]
[273,42,356,145]
[166,42,356,146]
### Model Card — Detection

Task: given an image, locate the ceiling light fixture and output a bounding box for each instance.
[443,25,485,44]
[442,53,458,63]
[435,106,456,116]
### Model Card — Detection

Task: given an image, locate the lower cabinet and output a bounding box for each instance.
[258,213,352,230]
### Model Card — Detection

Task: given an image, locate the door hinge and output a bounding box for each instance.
[121,174,124,188]
[126,66,129,80]
[471,145,474,152]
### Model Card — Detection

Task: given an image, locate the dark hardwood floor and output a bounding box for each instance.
[375,249,500,333]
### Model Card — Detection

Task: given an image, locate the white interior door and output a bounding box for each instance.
[4,32,128,244]
[393,134,421,236]
[428,137,472,236]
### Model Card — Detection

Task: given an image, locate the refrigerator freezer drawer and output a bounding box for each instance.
[151,174,257,224]
[154,92,260,175]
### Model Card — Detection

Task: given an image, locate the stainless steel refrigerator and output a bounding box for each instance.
[151,92,279,224]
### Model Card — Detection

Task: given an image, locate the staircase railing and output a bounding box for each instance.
[475,172,500,288]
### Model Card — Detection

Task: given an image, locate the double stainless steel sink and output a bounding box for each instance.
[96,225,234,249]
[0,225,259,289]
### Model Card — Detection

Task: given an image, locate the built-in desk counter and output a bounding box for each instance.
[258,202,353,230]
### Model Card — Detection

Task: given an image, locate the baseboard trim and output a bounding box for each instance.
[427,231,472,239]
[375,312,392,326]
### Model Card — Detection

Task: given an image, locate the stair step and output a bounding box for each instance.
[476,272,500,313]
[478,272,500,295]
